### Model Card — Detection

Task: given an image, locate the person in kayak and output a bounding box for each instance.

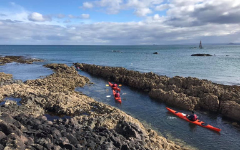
[112,83,118,87]
[187,111,198,121]
[115,91,120,97]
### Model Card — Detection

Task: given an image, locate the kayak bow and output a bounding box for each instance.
[166,107,221,132]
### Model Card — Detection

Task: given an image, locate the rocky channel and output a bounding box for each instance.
[0,62,188,149]
[74,63,240,123]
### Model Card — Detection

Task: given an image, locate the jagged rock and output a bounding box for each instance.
[5,133,25,150]
[25,63,90,93]
[75,63,240,122]
[0,63,190,149]
[200,93,219,111]
[0,56,43,66]
[0,131,6,141]
[220,101,240,121]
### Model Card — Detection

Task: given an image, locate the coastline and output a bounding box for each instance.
[74,63,240,123]
[0,61,189,149]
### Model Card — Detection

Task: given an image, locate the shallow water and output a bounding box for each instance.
[1,45,240,149]
[0,97,22,105]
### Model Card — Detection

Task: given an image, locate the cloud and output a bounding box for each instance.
[164,0,240,27]
[0,13,7,17]
[68,15,75,19]
[64,20,71,23]
[134,8,152,17]
[67,14,90,19]
[28,12,51,22]
[1,17,240,45]
[81,0,163,16]
[82,2,94,8]
[155,4,171,11]
[56,14,65,19]
[1,0,240,45]
[81,14,90,19]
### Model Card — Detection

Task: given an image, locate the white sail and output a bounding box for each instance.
[199,40,203,49]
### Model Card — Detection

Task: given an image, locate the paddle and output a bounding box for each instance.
[106,83,122,87]
[106,84,122,86]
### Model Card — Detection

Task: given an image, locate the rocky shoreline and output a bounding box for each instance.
[0,62,188,149]
[0,56,43,65]
[74,63,240,123]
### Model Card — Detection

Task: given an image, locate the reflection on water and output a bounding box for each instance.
[0,97,22,105]
[188,123,197,132]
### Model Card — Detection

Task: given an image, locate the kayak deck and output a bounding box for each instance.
[166,107,221,132]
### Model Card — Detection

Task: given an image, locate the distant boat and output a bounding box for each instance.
[199,40,203,49]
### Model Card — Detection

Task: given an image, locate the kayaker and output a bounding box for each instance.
[115,91,120,97]
[187,111,198,121]
[112,83,117,87]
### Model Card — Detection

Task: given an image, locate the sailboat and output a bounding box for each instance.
[199,40,203,49]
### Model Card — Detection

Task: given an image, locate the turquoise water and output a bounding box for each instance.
[0,45,240,149]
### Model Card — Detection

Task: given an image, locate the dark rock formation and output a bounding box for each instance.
[153,52,158,54]
[0,56,43,65]
[191,54,212,56]
[112,50,122,53]
[0,112,184,150]
[75,63,240,122]
[0,63,187,149]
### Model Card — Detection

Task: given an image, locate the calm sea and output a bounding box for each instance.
[0,45,240,150]
[0,45,240,84]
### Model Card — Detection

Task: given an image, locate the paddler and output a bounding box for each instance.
[112,83,118,87]
[115,91,120,97]
[187,111,198,121]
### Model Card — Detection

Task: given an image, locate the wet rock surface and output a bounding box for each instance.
[0,56,43,65]
[25,63,90,93]
[75,63,240,122]
[0,112,184,150]
[0,63,187,149]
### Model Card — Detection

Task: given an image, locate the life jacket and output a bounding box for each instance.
[115,93,120,97]
[192,114,197,121]
[113,84,117,87]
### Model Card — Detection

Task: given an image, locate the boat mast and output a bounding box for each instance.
[199,40,203,49]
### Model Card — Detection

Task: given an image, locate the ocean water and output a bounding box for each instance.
[0,45,240,150]
[0,45,240,84]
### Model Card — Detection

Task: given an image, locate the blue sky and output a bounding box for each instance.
[0,0,240,45]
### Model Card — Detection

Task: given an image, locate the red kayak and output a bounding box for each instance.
[166,107,221,132]
[108,82,121,92]
[112,90,122,104]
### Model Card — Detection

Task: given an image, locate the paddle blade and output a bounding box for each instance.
[119,84,122,86]
[106,84,109,86]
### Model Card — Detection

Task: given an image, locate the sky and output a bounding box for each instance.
[0,0,240,45]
